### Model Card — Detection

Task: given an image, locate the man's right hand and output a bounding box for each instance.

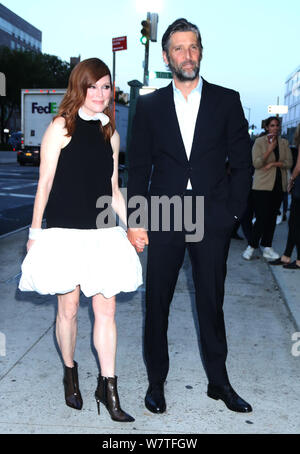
[127,228,149,253]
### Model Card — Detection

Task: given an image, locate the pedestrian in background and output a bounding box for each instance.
[18,58,142,422]
[270,123,300,269]
[243,117,293,260]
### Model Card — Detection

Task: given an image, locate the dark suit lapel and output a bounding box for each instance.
[160,83,189,164]
[159,79,217,164]
[190,78,217,160]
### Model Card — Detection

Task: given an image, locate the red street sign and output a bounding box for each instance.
[112,36,127,52]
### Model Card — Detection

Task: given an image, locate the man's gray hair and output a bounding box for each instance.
[161,18,203,55]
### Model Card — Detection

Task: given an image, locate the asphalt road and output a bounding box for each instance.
[0,163,39,236]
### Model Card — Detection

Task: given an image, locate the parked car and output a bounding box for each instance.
[8,131,23,150]
[17,149,40,166]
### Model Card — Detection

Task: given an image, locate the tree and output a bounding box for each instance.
[0,47,71,143]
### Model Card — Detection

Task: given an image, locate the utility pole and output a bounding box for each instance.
[144,16,150,86]
[112,36,127,117]
[140,12,159,86]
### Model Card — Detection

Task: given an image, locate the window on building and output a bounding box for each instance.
[291,107,296,120]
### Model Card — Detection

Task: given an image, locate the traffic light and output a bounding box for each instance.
[248,124,256,135]
[140,19,150,45]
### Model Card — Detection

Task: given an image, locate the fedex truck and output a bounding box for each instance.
[21,88,66,150]
[18,88,66,165]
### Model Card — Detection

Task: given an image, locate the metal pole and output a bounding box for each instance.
[143,12,151,86]
[143,40,149,86]
[112,51,116,118]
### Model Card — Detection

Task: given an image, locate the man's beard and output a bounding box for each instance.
[167,55,200,81]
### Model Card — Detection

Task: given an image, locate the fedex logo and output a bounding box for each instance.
[32,102,58,114]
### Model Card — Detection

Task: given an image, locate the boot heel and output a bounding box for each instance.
[207,387,220,400]
[208,392,219,401]
[96,399,100,415]
[95,375,135,422]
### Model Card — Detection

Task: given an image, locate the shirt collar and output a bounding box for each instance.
[172,76,203,99]
[78,107,110,126]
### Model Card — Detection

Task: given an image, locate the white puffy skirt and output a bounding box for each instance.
[18,227,143,299]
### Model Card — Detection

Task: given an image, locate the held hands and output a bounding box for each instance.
[127,228,149,253]
[26,227,43,252]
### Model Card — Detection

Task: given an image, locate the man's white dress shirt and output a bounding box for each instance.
[172,77,203,189]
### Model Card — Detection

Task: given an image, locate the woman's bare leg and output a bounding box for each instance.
[92,293,117,377]
[56,286,80,367]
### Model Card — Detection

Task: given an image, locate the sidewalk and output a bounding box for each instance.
[0,221,299,434]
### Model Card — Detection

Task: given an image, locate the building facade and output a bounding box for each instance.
[282,64,300,144]
[0,3,42,52]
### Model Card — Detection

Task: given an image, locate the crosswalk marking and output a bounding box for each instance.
[0,192,35,198]
[2,182,38,190]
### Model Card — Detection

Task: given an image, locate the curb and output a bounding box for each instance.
[268,263,300,332]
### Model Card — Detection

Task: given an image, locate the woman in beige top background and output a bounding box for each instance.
[242,116,293,260]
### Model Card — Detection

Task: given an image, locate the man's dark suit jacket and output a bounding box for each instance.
[127,78,252,239]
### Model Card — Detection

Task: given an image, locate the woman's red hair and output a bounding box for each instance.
[55,58,115,141]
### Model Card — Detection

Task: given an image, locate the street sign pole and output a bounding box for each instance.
[143,12,151,86]
[112,36,127,118]
[112,51,116,118]
[144,40,150,86]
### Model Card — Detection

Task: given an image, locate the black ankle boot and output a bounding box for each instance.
[63,361,83,410]
[95,375,134,422]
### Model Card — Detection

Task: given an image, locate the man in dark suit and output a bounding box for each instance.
[127,18,253,414]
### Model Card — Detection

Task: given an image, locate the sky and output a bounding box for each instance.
[3,0,300,131]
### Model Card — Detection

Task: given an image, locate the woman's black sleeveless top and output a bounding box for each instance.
[46,115,113,229]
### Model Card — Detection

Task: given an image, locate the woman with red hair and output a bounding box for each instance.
[19,58,142,422]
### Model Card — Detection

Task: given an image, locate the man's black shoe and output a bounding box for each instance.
[145,384,166,413]
[207,384,252,413]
